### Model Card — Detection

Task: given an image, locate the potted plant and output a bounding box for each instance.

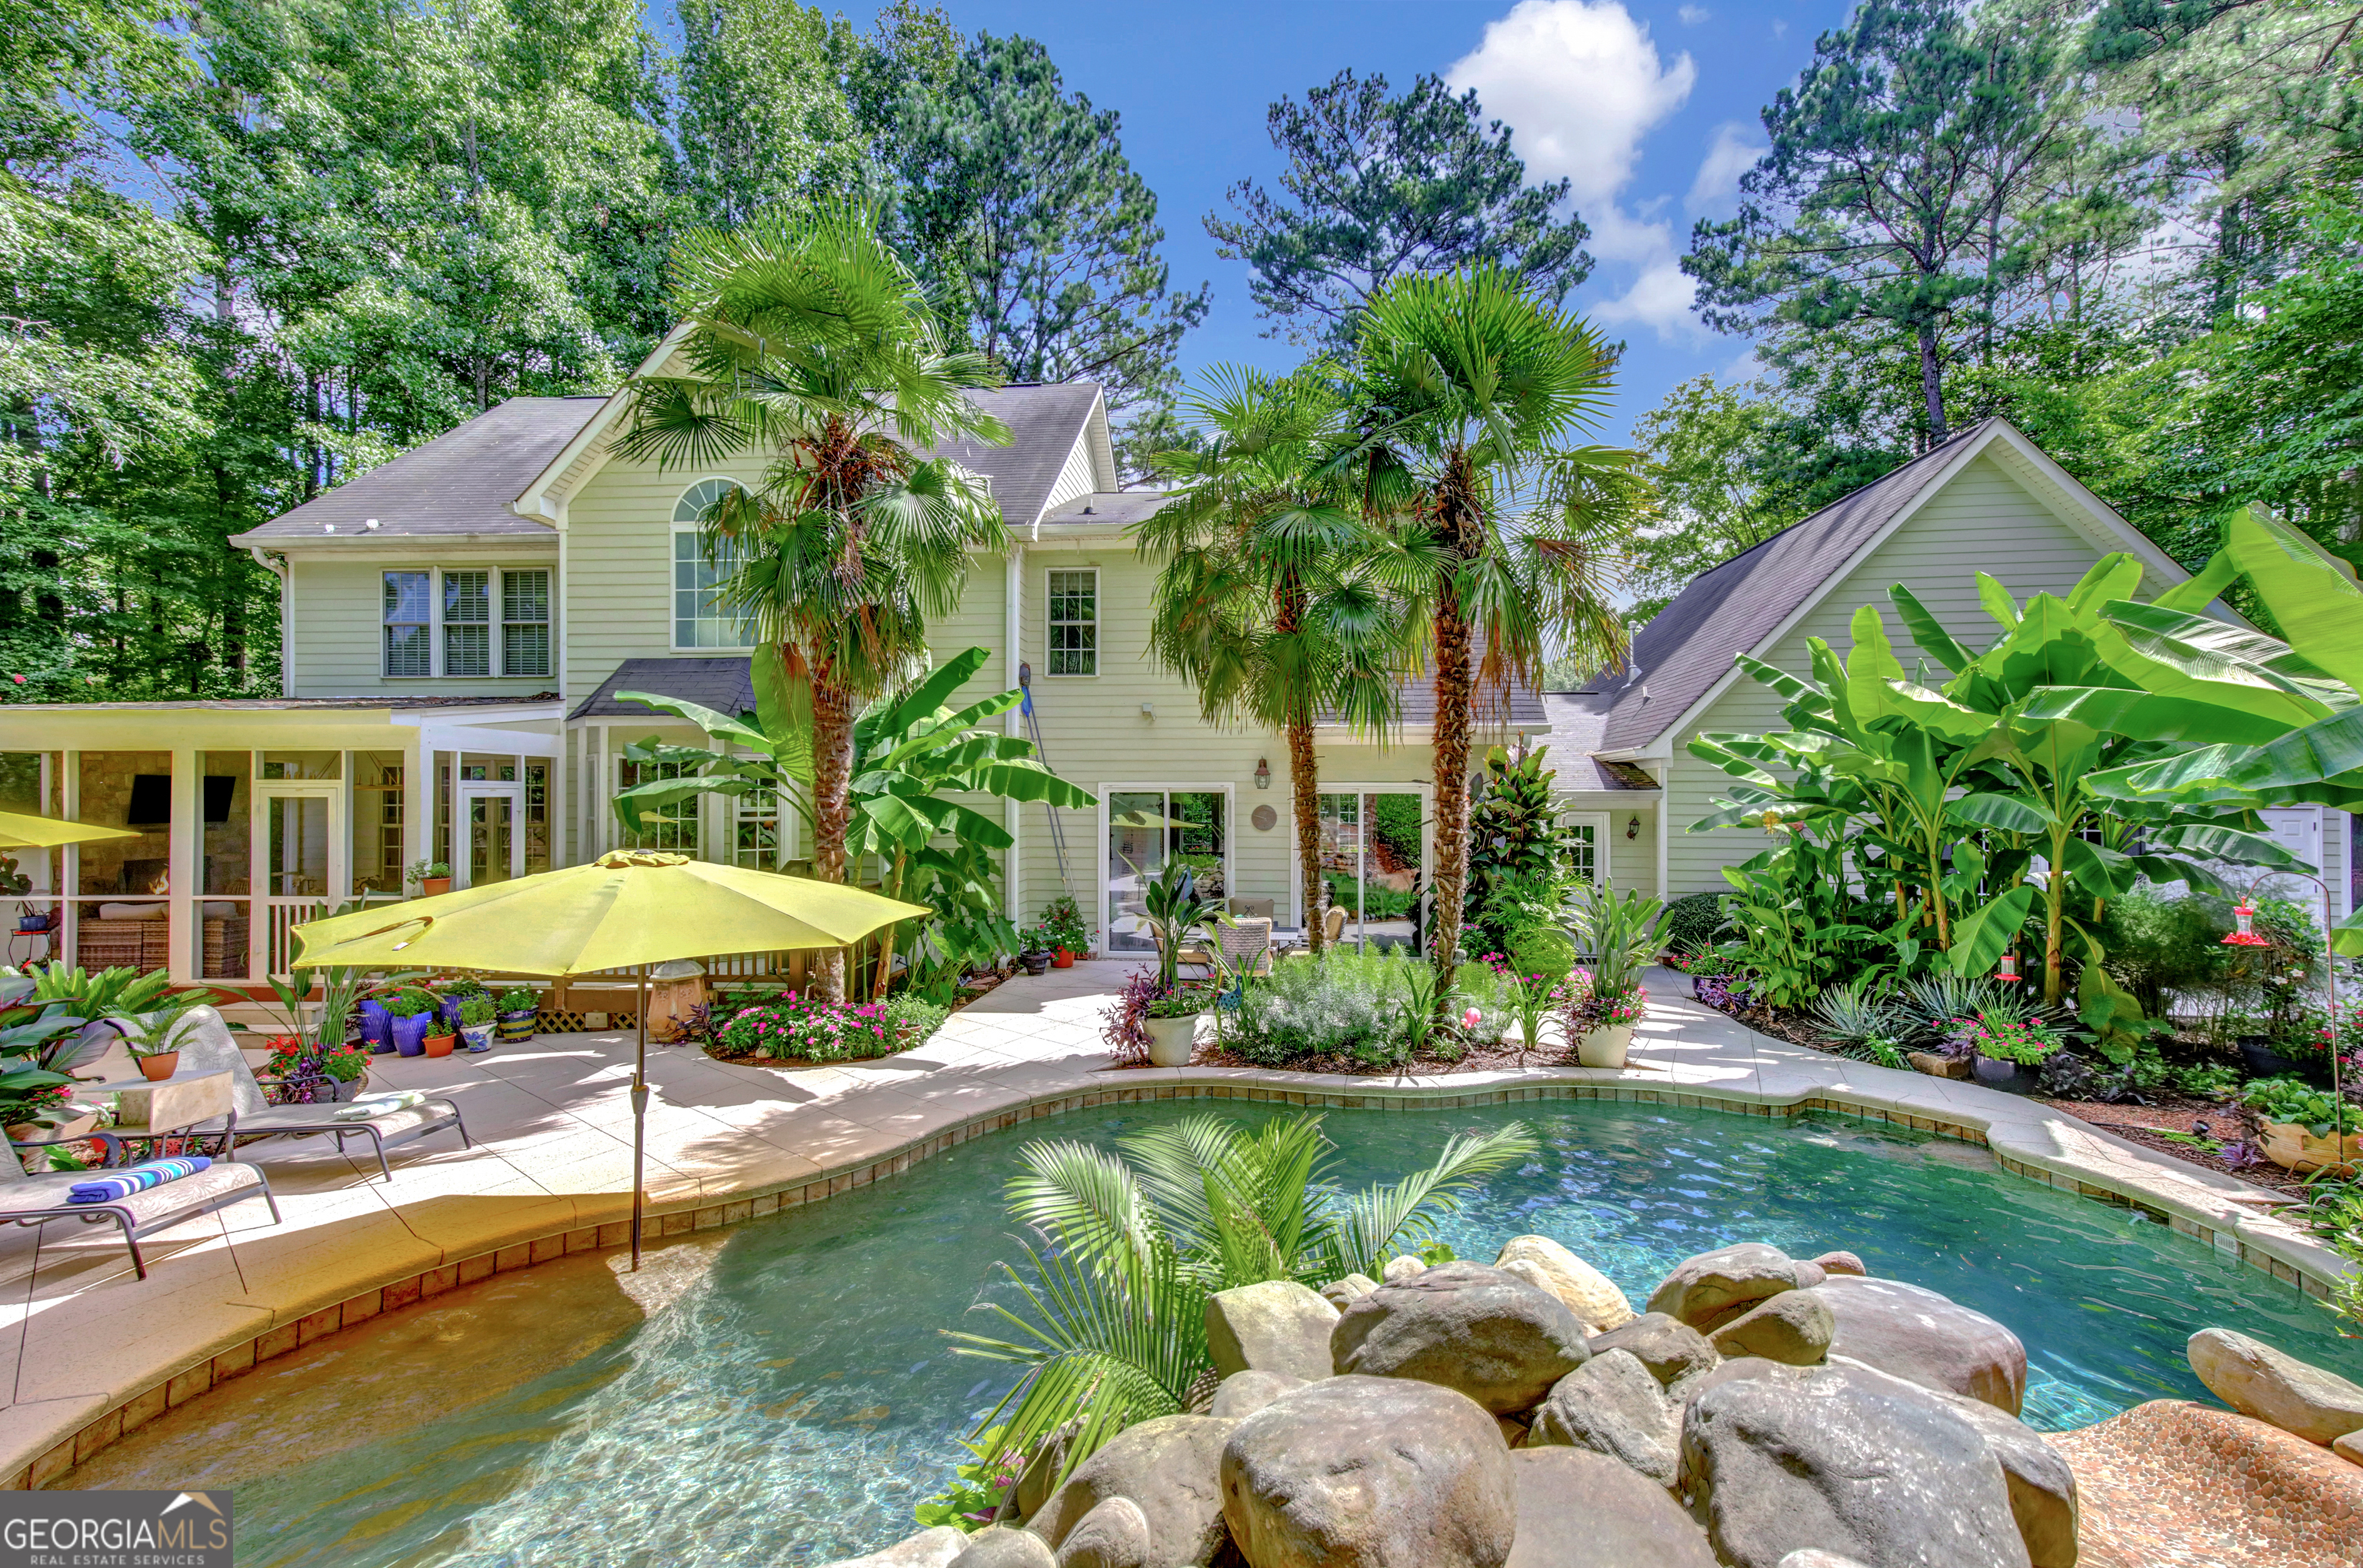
[496,986,539,1041]
[1135,858,1225,1064]
[1568,882,1664,1069]
[1951,1011,2065,1093]
[1144,985,1215,1067]
[1016,924,1055,977]
[2241,1077,2361,1175]
[458,995,497,1053]
[1036,897,1092,967]
[382,990,438,1057]
[265,1037,373,1103]
[407,858,452,896]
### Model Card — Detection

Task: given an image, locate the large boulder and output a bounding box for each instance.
[1668,1357,1787,1410]
[1492,1236,1637,1333]
[1501,1447,1719,1568]
[948,1528,1058,1568]
[1055,1497,1152,1568]
[2188,1326,2363,1446]
[1383,1254,1427,1283]
[1708,1290,1834,1367]
[1525,1348,1681,1486]
[1646,1243,1801,1330]
[1587,1313,1719,1387]
[819,1526,970,1568]
[1220,1375,1516,1568]
[1206,1280,1340,1383]
[1331,1261,1589,1413]
[1809,1251,1867,1278]
[1680,1361,2030,1568]
[1805,1275,2026,1416]
[1910,1373,2078,1568]
[1028,1414,1237,1568]
[1211,1370,1306,1422]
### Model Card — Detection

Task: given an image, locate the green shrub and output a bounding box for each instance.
[884,994,949,1046]
[1230,948,1418,1065]
[1507,927,1577,986]
[1660,892,1728,954]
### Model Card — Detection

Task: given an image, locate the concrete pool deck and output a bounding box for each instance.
[5,962,2353,1490]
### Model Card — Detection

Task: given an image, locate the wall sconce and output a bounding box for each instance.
[1625,814,1641,840]
[1139,702,1154,720]
[1254,757,1271,789]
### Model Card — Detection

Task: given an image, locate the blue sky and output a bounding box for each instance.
[835,0,1855,446]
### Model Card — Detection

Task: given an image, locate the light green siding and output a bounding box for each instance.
[1665,452,2175,895]
[284,551,558,698]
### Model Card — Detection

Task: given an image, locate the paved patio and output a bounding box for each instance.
[5,961,2351,1489]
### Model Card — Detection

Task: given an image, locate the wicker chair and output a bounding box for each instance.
[1217,917,1275,979]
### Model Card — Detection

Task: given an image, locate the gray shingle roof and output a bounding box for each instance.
[931,383,1104,529]
[1538,691,1659,790]
[571,657,752,722]
[232,398,605,542]
[1598,419,1999,752]
[1041,488,1171,526]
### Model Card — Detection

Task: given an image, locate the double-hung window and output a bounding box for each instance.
[674,479,757,649]
[381,567,555,677]
[1047,568,1098,676]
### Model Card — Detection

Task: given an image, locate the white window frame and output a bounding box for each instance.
[501,568,552,677]
[382,571,432,677]
[672,478,757,652]
[379,565,557,679]
[1097,782,1233,957]
[1285,784,1435,934]
[1045,566,1099,677]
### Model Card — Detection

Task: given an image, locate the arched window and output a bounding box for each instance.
[672,480,756,649]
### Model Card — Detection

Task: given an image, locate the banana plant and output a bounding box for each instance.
[614,646,1098,995]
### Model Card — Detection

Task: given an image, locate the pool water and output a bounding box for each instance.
[82,1101,2363,1566]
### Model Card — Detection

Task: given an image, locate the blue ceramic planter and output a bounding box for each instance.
[392,1013,432,1057]
[359,1000,393,1054]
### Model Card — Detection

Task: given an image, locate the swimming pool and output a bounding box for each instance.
[69,1100,2363,1566]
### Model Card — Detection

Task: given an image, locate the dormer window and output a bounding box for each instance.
[673,479,758,650]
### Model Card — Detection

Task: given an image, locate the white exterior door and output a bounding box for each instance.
[455,780,528,890]
[254,781,342,977]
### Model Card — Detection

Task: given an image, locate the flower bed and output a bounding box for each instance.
[701,992,948,1067]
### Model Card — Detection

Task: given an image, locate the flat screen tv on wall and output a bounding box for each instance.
[126,775,238,826]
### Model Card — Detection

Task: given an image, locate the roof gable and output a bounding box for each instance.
[1598,418,2185,754]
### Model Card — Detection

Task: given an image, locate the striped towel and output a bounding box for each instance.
[68,1157,212,1204]
[332,1090,428,1122]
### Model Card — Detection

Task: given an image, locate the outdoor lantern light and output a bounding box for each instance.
[1626,814,1641,840]
[1998,951,2021,984]
[1255,757,1271,789]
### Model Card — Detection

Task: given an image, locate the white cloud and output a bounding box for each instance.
[1677,4,1710,23]
[1686,122,1765,215]
[1448,0,1702,339]
[1771,18,1788,36]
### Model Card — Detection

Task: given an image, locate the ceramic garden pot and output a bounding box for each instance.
[1052,950,1075,969]
[1971,1055,2037,1094]
[391,1013,432,1057]
[359,1000,392,1051]
[2258,1119,2361,1177]
[135,1052,179,1081]
[497,1009,536,1042]
[1018,950,1052,977]
[1145,1014,1201,1067]
[422,1033,456,1059]
[2238,1036,2325,1085]
[1577,1025,1632,1069]
[461,1023,495,1053]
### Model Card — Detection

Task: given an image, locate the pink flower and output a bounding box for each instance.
[1463,1007,1481,1029]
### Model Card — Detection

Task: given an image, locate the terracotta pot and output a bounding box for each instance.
[422,1033,456,1059]
[1145,1014,1201,1067]
[1577,1025,1632,1069]
[1052,950,1075,969]
[421,877,451,895]
[2258,1118,2361,1176]
[136,1052,179,1081]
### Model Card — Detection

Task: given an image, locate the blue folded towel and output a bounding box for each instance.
[67,1157,212,1203]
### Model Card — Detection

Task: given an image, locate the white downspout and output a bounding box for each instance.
[1004,544,1025,922]
[250,547,292,695]
[1653,760,1671,901]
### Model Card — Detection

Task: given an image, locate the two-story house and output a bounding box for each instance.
[5,328,2338,987]
[0,333,1651,985]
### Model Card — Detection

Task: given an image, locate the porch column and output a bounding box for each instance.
[168,747,198,984]
[1004,545,1024,921]
[405,731,431,888]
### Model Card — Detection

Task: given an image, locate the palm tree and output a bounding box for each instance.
[952,1112,1534,1492]
[614,204,1010,998]
[1135,365,1408,954]
[1345,266,1641,993]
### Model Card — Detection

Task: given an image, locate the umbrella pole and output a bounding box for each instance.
[631,963,648,1272]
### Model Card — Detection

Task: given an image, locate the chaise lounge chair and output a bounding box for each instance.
[2,1130,281,1279]
[139,1006,473,1183]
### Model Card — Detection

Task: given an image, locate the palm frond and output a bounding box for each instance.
[1003,1137,1159,1287]
[1315,1120,1537,1280]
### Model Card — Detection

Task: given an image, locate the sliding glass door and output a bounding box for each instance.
[1316,791,1424,951]
[1106,788,1228,954]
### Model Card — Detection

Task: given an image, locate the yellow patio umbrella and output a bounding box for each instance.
[291,850,930,1267]
[0,809,141,849]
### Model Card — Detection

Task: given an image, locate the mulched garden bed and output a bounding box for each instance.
[1181,1037,1578,1077]
[2042,1094,2310,1197]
